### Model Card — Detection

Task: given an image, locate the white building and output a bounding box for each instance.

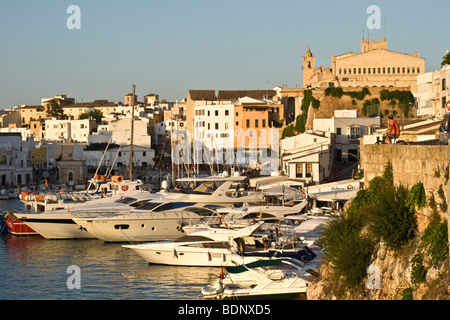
[45,118,97,143]
[89,118,152,148]
[0,133,33,186]
[83,145,155,170]
[194,100,235,159]
[415,64,450,117]
[313,110,380,162]
[281,132,332,184]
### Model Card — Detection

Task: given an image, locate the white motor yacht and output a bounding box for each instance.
[122,222,266,266]
[73,175,265,242]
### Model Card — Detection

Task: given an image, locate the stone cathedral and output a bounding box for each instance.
[302,38,425,92]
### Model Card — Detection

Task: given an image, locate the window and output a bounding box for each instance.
[225,110,229,116]
[246,119,250,128]
[296,164,303,178]
[353,68,356,74]
[417,67,420,73]
[407,68,410,74]
[378,68,381,74]
[358,68,361,74]
[262,119,266,127]
[443,97,447,109]
[236,112,239,116]
[306,164,312,178]
[402,67,406,73]
[368,68,371,74]
[442,78,446,91]
[215,123,219,130]
[344,68,347,74]
[392,67,395,74]
[412,67,415,74]
[336,128,342,135]
[255,119,258,128]
[373,68,376,74]
[236,121,239,126]
[225,123,229,130]
[363,68,366,74]
[347,126,360,140]
[398,67,401,74]
[348,69,351,74]
[383,68,386,74]
[387,68,390,74]
[339,69,342,75]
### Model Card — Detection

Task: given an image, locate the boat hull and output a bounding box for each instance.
[4,215,39,236]
[124,243,238,267]
[74,216,192,242]
[14,213,96,239]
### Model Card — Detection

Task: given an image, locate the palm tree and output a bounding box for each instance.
[441,51,450,67]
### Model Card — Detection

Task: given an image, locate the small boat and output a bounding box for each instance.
[201,257,312,300]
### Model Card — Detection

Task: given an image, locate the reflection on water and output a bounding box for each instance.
[0,235,219,300]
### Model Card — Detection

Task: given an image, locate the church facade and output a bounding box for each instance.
[303,38,425,92]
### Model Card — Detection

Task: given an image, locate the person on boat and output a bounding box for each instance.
[385,115,400,144]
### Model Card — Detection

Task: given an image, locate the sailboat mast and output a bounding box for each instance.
[129,84,135,181]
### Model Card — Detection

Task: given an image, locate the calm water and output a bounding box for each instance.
[0,200,219,300]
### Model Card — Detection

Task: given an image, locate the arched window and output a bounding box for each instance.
[348,68,351,74]
[407,68,410,74]
[344,68,347,74]
[378,68,381,74]
[397,67,401,74]
[339,68,342,75]
[392,67,395,74]
[358,68,361,74]
[363,68,366,74]
[373,68,376,74]
[383,68,386,74]
[368,68,371,74]
[412,67,415,73]
[402,67,406,73]
[417,67,420,73]
[68,171,73,181]
[387,68,390,74]
[353,68,356,74]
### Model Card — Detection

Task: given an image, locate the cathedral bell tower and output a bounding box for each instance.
[302,47,315,88]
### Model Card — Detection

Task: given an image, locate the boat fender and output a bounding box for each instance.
[121,185,128,192]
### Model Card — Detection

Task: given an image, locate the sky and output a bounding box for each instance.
[0,0,448,108]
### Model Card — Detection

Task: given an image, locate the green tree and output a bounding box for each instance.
[46,99,66,119]
[79,109,104,123]
[441,51,450,67]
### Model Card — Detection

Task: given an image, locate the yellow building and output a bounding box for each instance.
[31,147,47,169]
[303,38,425,92]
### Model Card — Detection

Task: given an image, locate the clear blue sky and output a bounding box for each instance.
[0,0,448,108]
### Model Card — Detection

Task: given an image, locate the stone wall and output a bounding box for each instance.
[361,143,450,240]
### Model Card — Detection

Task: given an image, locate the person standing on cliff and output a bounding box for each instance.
[385,115,400,144]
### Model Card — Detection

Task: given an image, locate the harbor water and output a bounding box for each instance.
[0,199,219,300]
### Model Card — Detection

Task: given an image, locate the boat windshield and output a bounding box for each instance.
[175,235,214,242]
[135,201,163,210]
[115,197,137,204]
